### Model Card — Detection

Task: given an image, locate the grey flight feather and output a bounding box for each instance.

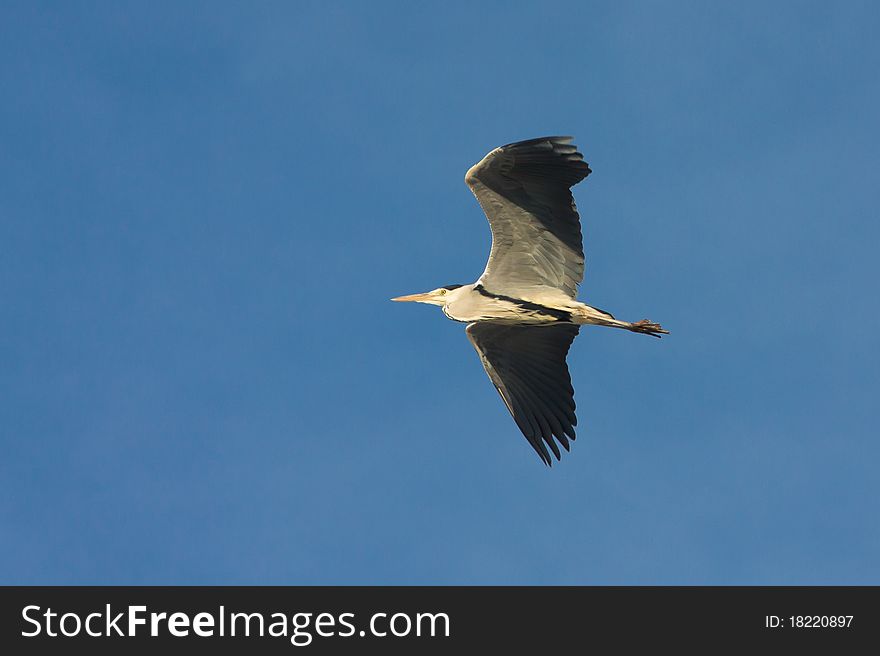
[466,321,580,466]
[465,136,591,303]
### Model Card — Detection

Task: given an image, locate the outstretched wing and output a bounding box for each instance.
[466,322,579,465]
[465,136,591,303]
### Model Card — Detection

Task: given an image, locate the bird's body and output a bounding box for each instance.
[437,282,619,326]
[393,136,667,465]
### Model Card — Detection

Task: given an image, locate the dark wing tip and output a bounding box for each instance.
[499,135,591,186]
[501,135,573,148]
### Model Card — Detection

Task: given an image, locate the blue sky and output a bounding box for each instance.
[2,1,878,584]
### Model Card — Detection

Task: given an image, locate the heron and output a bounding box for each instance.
[392,136,667,465]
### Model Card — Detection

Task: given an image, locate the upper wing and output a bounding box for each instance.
[466,322,579,465]
[465,136,591,303]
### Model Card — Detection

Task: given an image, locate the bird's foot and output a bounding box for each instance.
[629,319,669,338]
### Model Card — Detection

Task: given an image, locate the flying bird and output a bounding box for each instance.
[392,136,667,465]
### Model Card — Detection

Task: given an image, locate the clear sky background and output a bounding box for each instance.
[2,2,878,584]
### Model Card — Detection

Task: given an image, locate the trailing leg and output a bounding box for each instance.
[627,319,669,338]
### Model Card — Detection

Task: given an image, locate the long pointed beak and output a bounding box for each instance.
[391,292,434,303]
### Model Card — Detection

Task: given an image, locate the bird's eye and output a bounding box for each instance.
[438,289,447,295]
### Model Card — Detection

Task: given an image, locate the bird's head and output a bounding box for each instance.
[391,284,464,307]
